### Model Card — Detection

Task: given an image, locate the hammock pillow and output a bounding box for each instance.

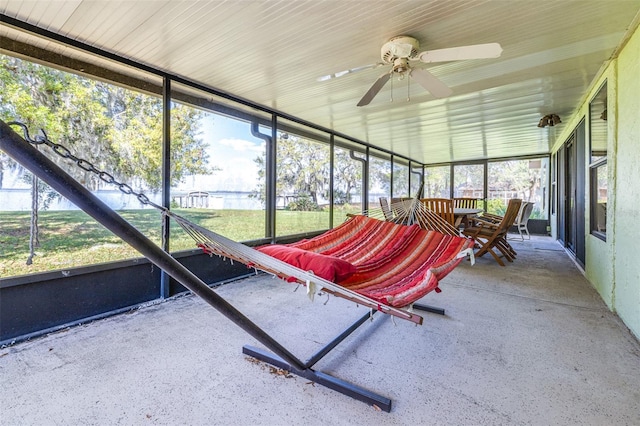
[257,245,357,283]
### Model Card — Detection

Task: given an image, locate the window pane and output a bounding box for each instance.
[591,162,607,237]
[392,159,410,198]
[333,143,364,224]
[453,164,484,200]
[487,158,549,219]
[590,82,608,163]
[589,82,607,240]
[410,165,423,197]
[275,125,330,236]
[551,154,557,215]
[424,165,450,198]
[0,54,163,277]
[369,151,391,207]
[169,88,268,248]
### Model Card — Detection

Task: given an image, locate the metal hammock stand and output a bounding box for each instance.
[1,120,471,412]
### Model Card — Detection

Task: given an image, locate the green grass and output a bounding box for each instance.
[0,208,352,278]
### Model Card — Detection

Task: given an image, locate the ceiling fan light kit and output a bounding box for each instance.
[537,114,562,128]
[350,35,502,106]
[381,35,420,62]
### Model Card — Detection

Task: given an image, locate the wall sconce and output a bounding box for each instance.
[537,114,562,128]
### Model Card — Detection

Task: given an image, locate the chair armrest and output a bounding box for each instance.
[472,217,500,229]
[480,213,503,222]
[463,217,499,238]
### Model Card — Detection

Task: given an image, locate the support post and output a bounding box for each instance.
[160,77,171,298]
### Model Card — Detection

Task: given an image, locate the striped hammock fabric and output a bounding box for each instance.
[171,210,473,323]
[289,215,474,307]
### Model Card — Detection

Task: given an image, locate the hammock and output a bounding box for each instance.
[0,120,473,411]
[170,211,473,323]
[285,215,471,307]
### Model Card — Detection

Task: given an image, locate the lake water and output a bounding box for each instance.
[0,189,263,211]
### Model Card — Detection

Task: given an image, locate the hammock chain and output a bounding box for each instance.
[9,122,167,213]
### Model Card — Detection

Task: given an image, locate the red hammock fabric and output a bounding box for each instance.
[288,215,474,307]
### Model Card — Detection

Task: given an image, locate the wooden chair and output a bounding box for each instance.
[483,201,535,241]
[420,198,455,226]
[453,197,480,209]
[379,197,394,221]
[391,197,412,202]
[463,199,522,266]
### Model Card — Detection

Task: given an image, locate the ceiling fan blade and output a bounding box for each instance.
[418,42,503,63]
[410,68,453,99]
[317,63,382,82]
[357,72,391,107]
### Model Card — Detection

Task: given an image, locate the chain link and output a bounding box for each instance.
[10,122,167,212]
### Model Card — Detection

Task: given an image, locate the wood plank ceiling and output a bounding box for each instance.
[1,0,639,164]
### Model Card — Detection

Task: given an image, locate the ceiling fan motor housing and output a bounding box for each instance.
[392,58,410,74]
[381,36,420,63]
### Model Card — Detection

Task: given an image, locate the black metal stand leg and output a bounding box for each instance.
[242,309,392,411]
[412,303,445,315]
[243,345,392,412]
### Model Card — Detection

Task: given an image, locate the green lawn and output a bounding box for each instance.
[0,208,351,278]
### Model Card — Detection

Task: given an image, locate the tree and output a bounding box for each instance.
[277,135,330,208]
[333,147,362,204]
[252,135,366,211]
[392,162,410,197]
[453,164,484,197]
[369,155,392,197]
[488,160,539,201]
[424,166,450,198]
[0,54,209,194]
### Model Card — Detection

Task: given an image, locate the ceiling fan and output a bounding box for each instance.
[319,36,502,107]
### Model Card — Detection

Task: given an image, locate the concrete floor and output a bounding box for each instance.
[1,235,639,425]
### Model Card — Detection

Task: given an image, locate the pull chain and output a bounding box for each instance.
[407,71,411,102]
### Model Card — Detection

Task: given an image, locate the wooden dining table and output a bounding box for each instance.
[453,207,483,228]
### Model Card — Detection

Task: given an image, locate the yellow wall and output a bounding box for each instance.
[551,23,640,340]
[612,23,640,339]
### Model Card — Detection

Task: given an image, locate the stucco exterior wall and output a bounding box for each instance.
[550,23,639,340]
[611,25,640,339]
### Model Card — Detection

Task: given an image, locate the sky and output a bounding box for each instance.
[173,113,265,193]
[3,113,266,194]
